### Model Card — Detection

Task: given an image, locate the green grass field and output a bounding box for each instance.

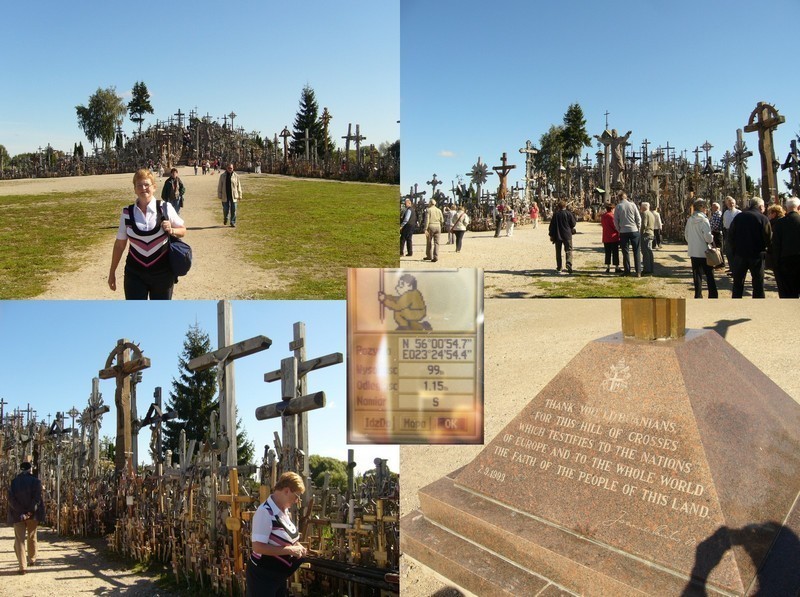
[0,190,123,298]
[238,178,397,298]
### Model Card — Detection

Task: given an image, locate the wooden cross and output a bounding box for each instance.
[217,467,255,574]
[426,173,442,198]
[519,140,539,202]
[0,397,7,424]
[664,141,674,162]
[492,152,516,201]
[188,300,272,468]
[407,183,426,205]
[84,377,110,477]
[693,146,702,166]
[259,323,343,491]
[353,124,366,165]
[141,387,178,465]
[174,109,185,128]
[280,127,292,163]
[641,138,650,161]
[744,101,786,205]
[99,339,151,476]
[320,107,332,162]
[302,128,312,161]
[342,123,355,161]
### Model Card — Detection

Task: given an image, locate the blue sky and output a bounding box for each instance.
[0,301,398,475]
[401,0,800,198]
[0,0,399,157]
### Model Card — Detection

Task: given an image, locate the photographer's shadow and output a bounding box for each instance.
[682,522,800,596]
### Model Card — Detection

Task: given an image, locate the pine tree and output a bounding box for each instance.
[560,103,591,166]
[128,81,154,135]
[534,124,565,188]
[290,85,334,159]
[162,324,254,465]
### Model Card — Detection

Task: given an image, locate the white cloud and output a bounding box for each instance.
[439,150,455,158]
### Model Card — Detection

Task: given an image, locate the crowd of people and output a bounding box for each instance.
[400,191,800,298]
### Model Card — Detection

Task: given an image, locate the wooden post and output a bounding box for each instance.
[620,299,686,340]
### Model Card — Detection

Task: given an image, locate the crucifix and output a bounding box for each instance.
[664,141,675,163]
[188,300,272,468]
[733,128,753,201]
[279,127,291,163]
[781,139,800,195]
[174,109,185,129]
[141,387,177,465]
[221,114,229,129]
[99,339,151,476]
[84,377,110,477]
[492,152,516,202]
[744,101,785,205]
[693,146,702,168]
[259,322,343,499]
[641,138,651,163]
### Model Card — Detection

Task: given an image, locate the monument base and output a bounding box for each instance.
[401,330,800,596]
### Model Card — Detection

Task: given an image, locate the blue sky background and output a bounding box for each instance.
[0,301,398,475]
[401,0,800,198]
[0,0,399,157]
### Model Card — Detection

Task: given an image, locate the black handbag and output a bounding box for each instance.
[159,201,192,277]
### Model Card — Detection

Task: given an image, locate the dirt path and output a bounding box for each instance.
[401,220,779,298]
[0,525,176,596]
[0,167,283,299]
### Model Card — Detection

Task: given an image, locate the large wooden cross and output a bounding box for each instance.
[259,323,343,493]
[83,377,110,477]
[492,152,516,201]
[141,387,178,465]
[279,127,291,163]
[188,300,272,468]
[99,339,151,476]
[217,467,255,574]
[426,173,442,198]
[744,101,785,205]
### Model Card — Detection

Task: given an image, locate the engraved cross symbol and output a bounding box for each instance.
[602,359,631,393]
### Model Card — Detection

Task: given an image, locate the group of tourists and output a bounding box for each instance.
[399,190,800,298]
[108,163,244,300]
[685,194,800,298]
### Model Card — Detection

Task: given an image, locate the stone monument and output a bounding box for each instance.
[402,299,800,596]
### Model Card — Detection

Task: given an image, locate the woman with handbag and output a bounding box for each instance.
[451,205,470,252]
[108,168,187,299]
[684,198,718,298]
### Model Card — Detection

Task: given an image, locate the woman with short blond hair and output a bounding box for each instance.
[108,168,186,299]
[247,472,307,596]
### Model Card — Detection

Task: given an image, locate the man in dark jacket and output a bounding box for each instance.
[771,196,800,297]
[7,460,45,574]
[728,197,772,298]
[548,200,577,274]
[160,168,185,214]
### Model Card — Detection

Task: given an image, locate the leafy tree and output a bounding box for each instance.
[309,455,349,492]
[560,103,591,166]
[290,85,335,159]
[534,125,565,189]
[75,86,126,151]
[163,324,254,466]
[128,81,154,135]
[0,144,9,173]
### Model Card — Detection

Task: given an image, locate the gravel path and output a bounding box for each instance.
[401,221,780,298]
[0,524,176,596]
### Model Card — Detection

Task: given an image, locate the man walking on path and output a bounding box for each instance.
[217,163,242,227]
[423,199,443,262]
[613,192,642,276]
[728,197,771,298]
[7,459,45,574]
[549,200,577,274]
[161,168,185,214]
[401,198,416,257]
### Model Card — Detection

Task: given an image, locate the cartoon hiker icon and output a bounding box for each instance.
[378,274,432,331]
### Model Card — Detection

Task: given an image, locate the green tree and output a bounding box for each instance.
[162,324,255,466]
[290,85,335,159]
[75,86,126,151]
[560,103,591,166]
[308,455,349,492]
[534,125,565,189]
[128,81,154,135]
[0,144,9,174]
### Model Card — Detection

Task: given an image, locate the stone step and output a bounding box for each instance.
[402,508,575,597]
[408,473,728,596]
